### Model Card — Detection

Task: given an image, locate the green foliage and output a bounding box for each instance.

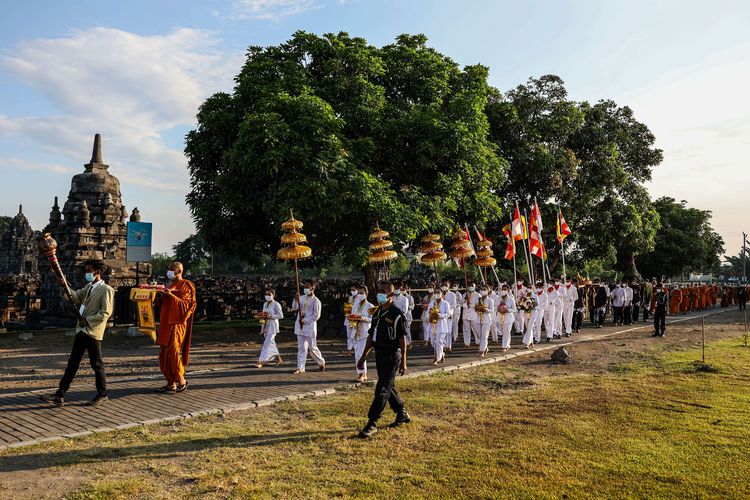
[721,248,748,280]
[637,197,725,279]
[150,252,173,277]
[487,78,664,275]
[186,31,505,267]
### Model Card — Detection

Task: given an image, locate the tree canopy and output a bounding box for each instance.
[185,31,719,278]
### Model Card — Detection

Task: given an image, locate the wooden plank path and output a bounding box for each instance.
[0,311,721,452]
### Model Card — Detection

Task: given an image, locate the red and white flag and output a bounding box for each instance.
[556,208,572,244]
[502,222,515,260]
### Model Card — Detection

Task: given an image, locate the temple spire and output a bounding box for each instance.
[84,133,109,171]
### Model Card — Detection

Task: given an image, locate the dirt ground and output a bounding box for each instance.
[0,309,745,395]
[0,309,746,499]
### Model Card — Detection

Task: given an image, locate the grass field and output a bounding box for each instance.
[1,321,749,499]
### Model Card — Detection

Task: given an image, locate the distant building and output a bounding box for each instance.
[0,205,38,276]
[39,134,149,316]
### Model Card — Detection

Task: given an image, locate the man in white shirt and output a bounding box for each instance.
[622,281,633,325]
[462,281,481,347]
[513,280,528,334]
[562,277,578,337]
[524,282,546,346]
[292,280,326,374]
[450,282,463,343]
[441,279,457,352]
[552,279,565,339]
[611,283,626,326]
[497,284,517,352]
[544,283,558,342]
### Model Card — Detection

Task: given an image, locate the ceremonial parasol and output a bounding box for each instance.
[37,233,84,320]
[450,227,475,287]
[473,231,497,283]
[368,223,398,280]
[419,233,447,281]
[277,209,312,298]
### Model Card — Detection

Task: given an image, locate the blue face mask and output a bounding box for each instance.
[84,272,95,283]
[376,293,388,304]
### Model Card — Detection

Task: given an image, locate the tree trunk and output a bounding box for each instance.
[627,251,642,281]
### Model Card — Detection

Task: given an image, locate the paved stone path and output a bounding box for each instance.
[0,311,721,451]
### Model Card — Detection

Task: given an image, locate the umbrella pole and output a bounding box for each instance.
[294,258,301,298]
[463,259,468,289]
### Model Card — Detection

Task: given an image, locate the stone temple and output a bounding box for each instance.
[0,205,38,276]
[39,134,146,316]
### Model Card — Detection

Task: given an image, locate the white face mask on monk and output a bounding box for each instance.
[166,270,176,280]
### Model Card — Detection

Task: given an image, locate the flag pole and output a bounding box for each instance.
[517,201,533,286]
[524,207,536,285]
[465,224,485,285]
[510,215,518,290]
[558,205,568,281]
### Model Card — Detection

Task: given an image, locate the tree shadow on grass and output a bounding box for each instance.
[0,428,351,472]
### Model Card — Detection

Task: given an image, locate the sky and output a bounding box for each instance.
[0,0,748,257]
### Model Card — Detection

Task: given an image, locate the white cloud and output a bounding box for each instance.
[0,157,73,175]
[0,27,243,193]
[621,42,750,255]
[227,0,323,20]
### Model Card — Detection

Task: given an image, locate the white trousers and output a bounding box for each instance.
[489,313,497,342]
[452,313,461,341]
[514,310,525,334]
[258,332,279,362]
[521,309,542,345]
[463,319,479,346]
[478,320,491,353]
[423,319,432,342]
[554,305,564,335]
[563,303,575,334]
[526,309,543,343]
[501,313,515,349]
[346,325,354,351]
[405,319,413,345]
[353,336,368,375]
[444,317,453,350]
[432,330,446,361]
[544,307,556,339]
[297,335,325,371]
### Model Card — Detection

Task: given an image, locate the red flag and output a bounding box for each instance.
[503,223,515,261]
[511,208,524,241]
[475,228,491,243]
[556,209,572,244]
[529,203,547,260]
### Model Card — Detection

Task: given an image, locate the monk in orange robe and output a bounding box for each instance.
[681,288,690,314]
[155,262,197,393]
[692,286,700,311]
[669,287,682,316]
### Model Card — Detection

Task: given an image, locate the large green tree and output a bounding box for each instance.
[486,76,663,276]
[636,197,724,279]
[186,32,505,267]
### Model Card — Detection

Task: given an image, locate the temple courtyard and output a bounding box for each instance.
[0,309,748,498]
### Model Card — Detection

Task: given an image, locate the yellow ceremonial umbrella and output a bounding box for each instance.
[277,209,312,298]
[368,223,398,280]
[419,233,447,282]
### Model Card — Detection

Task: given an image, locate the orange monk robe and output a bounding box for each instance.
[669,288,682,316]
[711,285,718,306]
[157,279,197,385]
[680,289,689,313]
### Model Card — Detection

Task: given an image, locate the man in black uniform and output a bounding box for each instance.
[594,279,608,328]
[357,281,410,438]
[650,283,669,337]
[572,278,584,333]
[738,286,747,311]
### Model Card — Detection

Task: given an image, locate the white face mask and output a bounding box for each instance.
[433,293,442,300]
[480,290,488,297]
[501,291,508,297]
[468,286,476,292]
[427,288,434,294]
[357,292,366,299]
[166,270,176,280]
[350,290,358,297]
[441,286,448,291]
[536,289,543,293]
[303,288,312,296]
[394,289,401,295]
[451,286,458,291]
[264,295,273,302]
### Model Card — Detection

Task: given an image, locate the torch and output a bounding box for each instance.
[38,232,84,320]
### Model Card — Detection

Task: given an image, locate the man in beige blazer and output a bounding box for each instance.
[40,260,114,407]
